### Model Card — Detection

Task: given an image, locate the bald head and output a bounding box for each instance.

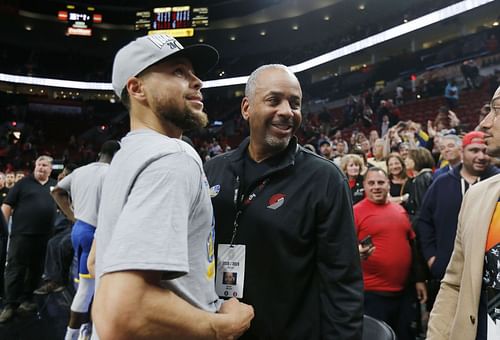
[245,64,300,101]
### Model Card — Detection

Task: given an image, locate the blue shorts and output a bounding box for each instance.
[71,220,95,277]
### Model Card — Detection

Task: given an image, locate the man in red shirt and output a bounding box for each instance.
[355,167,427,340]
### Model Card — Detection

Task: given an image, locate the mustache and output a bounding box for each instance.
[271,118,294,125]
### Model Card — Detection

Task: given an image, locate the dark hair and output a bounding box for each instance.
[100,140,121,158]
[121,88,131,111]
[408,147,435,171]
[364,166,388,180]
[386,153,407,180]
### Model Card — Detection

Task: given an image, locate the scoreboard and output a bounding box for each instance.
[152,6,191,30]
[58,5,102,37]
[135,6,208,38]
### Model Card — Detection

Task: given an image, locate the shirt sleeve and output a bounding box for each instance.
[101,154,202,277]
[57,172,72,193]
[316,170,364,339]
[4,181,21,208]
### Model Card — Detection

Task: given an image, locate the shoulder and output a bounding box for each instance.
[296,146,345,177]
[204,149,237,173]
[353,199,368,213]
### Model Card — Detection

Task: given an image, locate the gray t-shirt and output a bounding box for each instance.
[58,162,109,227]
[94,129,219,325]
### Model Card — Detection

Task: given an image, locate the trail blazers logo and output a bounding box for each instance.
[267,193,286,210]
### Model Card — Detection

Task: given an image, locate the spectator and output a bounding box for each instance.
[0,155,57,323]
[341,154,366,205]
[386,153,411,206]
[33,164,78,296]
[444,79,459,110]
[432,134,462,180]
[355,167,427,340]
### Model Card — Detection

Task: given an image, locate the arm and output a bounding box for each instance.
[93,270,254,340]
[382,130,392,159]
[316,174,364,339]
[1,203,12,222]
[410,239,428,303]
[51,187,75,222]
[0,204,11,236]
[415,185,438,263]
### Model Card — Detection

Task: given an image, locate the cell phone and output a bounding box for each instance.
[360,235,373,248]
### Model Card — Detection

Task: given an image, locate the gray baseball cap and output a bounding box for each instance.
[112,34,219,98]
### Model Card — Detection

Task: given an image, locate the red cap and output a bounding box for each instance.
[462,131,485,147]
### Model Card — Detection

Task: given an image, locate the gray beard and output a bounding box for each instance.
[264,133,291,151]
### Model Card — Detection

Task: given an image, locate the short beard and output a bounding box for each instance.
[155,101,208,131]
[264,134,291,152]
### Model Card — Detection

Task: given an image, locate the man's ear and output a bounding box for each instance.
[127,77,147,103]
[241,97,250,121]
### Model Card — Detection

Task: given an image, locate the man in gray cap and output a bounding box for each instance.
[91,34,254,339]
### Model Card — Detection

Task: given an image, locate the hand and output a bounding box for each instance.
[448,110,460,127]
[415,282,428,304]
[216,298,254,339]
[358,244,375,260]
[427,120,436,138]
[427,256,436,269]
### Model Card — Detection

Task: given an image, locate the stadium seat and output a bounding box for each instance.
[362,315,397,340]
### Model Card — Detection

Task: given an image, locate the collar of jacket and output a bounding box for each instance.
[227,136,299,178]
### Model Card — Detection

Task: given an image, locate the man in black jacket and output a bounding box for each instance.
[204,64,363,339]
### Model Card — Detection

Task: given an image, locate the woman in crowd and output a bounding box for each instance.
[386,153,411,206]
[405,147,435,223]
[340,154,365,205]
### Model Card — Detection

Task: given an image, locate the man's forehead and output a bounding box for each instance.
[464,142,487,150]
[492,86,500,105]
[254,69,302,95]
[365,171,388,181]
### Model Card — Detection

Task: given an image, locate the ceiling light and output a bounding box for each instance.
[229,36,236,41]
[101,36,108,41]
[324,15,330,21]
[260,31,266,36]
[25,25,32,31]
[493,21,499,26]
[292,25,299,30]
[198,38,204,43]
[358,4,365,10]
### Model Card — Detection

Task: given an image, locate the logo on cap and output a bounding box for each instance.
[147,34,183,50]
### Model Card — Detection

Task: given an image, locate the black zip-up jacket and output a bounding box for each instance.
[204,137,363,340]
